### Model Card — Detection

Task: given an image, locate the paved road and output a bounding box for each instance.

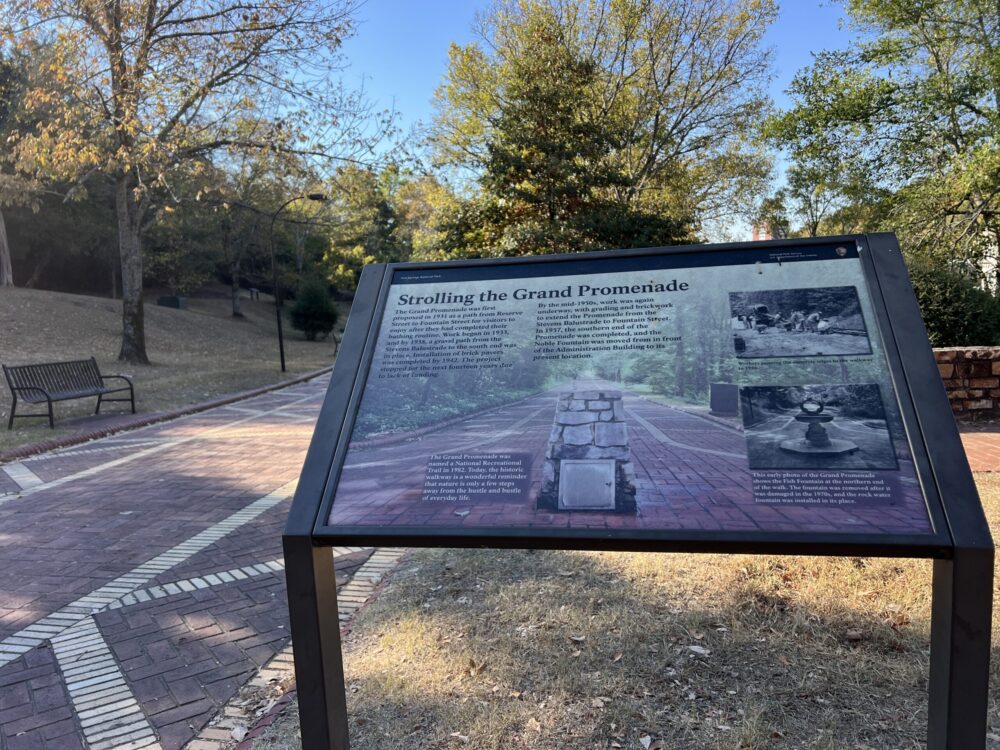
[0,374,382,750]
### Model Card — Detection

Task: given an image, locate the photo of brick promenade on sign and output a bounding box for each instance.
[331,380,933,536]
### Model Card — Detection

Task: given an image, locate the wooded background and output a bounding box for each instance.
[1,0,998,361]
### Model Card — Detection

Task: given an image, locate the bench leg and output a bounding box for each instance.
[95,394,103,415]
[7,395,15,430]
[129,385,135,414]
[47,399,54,429]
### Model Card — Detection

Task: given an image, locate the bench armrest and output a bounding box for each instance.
[9,385,52,399]
[100,375,133,388]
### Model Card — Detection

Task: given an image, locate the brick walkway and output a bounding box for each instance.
[960,428,1000,473]
[0,373,392,750]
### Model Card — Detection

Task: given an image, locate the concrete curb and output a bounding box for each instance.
[0,365,332,464]
[229,550,410,750]
[232,690,297,750]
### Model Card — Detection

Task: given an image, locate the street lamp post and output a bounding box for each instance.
[269,192,328,372]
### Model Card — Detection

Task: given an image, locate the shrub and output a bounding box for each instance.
[908,259,1000,346]
[290,277,338,341]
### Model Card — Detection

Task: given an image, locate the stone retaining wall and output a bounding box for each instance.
[934,347,1000,420]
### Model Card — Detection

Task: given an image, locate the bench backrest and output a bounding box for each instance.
[3,358,103,395]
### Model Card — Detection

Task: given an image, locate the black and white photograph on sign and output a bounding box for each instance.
[740,383,899,471]
[729,286,871,358]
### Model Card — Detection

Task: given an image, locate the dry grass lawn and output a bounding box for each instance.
[252,476,1000,750]
[0,286,344,453]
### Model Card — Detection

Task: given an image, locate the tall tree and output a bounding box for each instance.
[0,48,34,288]
[394,173,458,262]
[213,144,318,316]
[782,161,850,238]
[432,0,776,244]
[0,201,12,288]
[0,56,15,289]
[323,165,406,288]
[477,8,689,254]
[767,0,1000,277]
[4,0,387,362]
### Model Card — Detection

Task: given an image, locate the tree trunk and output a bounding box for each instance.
[295,230,306,274]
[221,216,243,317]
[0,207,13,287]
[24,248,51,288]
[231,258,243,317]
[115,174,150,364]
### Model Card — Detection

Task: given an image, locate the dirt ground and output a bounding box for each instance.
[248,477,1000,750]
[0,286,345,453]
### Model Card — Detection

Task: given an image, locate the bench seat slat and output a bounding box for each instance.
[18,386,123,403]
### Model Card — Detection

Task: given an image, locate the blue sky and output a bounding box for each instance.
[340,1,859,136]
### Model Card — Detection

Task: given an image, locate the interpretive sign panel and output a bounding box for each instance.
[286,234,992,750]
[316,239,944,547]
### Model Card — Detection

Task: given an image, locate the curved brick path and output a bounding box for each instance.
[0,373,389,750]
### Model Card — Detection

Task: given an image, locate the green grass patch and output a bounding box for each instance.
[252,475,1000,749]
[0,286,345,453]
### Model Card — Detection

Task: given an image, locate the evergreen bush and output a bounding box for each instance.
[290,277,338,341]
[908,260,1000,346]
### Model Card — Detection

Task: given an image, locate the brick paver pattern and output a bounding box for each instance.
[331,379,932,536]
[961,430,1000,473]
[0,374,376,750]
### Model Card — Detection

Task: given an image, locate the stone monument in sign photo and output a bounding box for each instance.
[537,390,637,513]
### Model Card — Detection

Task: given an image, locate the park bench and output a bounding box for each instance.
[3,358,135,429]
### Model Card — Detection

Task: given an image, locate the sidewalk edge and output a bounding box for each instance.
[0,366,332,464]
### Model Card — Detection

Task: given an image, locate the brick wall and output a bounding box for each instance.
[933,347,1000,420]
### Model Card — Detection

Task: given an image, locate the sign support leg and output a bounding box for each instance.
[927,547,993,749]
[284,535,350,750]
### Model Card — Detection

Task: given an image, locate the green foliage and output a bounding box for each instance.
[290,277,339,342]
[215,144,325,293]
[471,12,663,255]
[146,188,221,295]
[353,383,538,439]
[323,165,402,288]
[352,311,552,437]
[634,295,738,403]
[352,355,550,439]
[321,165,457,288]
[430,0,776,255]
[0,51,26,132]
[766,0,1000,271]
[435,6,690,256]
[753,194,791,239]
[6,1,387,362]
[908,260,1000,346]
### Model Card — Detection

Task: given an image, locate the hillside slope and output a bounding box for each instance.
[0,287,345,451]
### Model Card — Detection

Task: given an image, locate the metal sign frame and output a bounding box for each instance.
[283,233,993,749]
